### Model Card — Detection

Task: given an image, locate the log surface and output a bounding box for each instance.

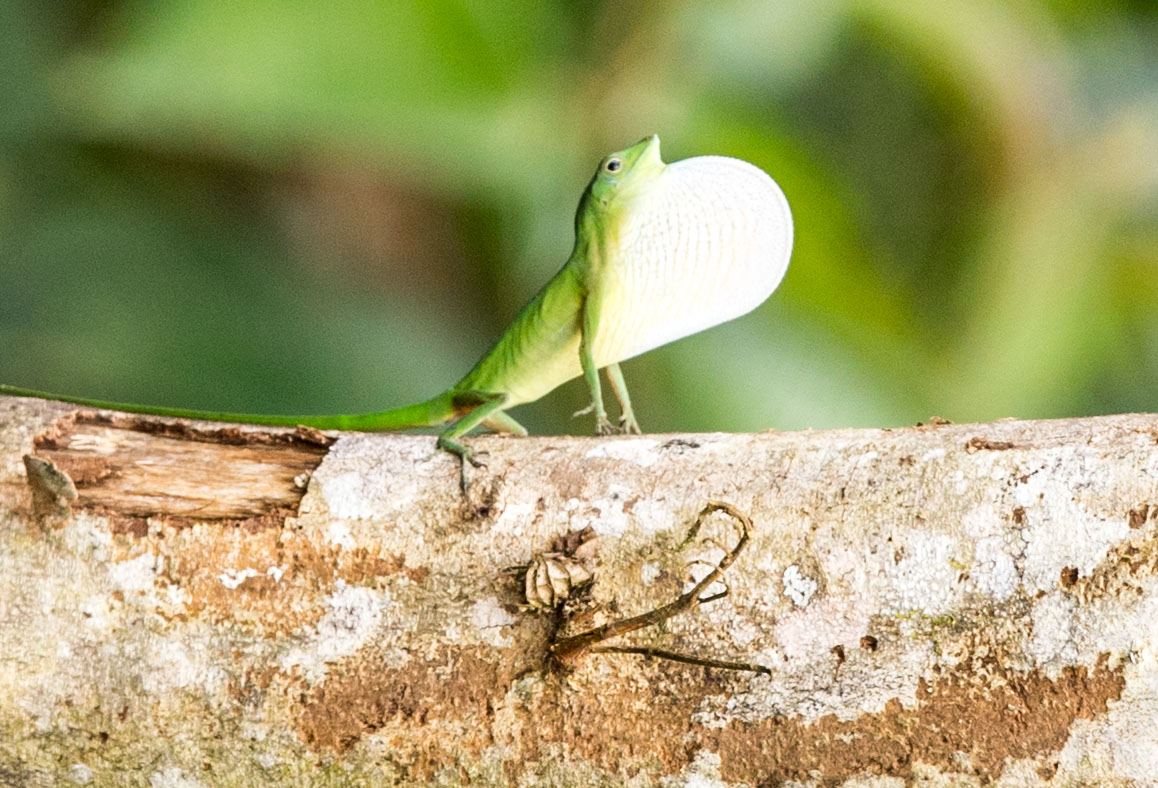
[2,395,1158,786]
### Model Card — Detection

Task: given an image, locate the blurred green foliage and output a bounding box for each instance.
[2,0,1156,434]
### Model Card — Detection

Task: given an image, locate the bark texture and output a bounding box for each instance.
[2,395,1158,787]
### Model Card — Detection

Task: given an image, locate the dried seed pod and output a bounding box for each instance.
[524,552,594,609]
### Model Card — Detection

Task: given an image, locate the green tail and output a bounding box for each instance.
[0,384,454,432]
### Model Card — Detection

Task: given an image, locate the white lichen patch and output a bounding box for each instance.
[632,497,681,533]
[107,551,158,594]
[700,640,933,726]
[319,471,380,521]
[565,485,680,538]
[726,615,764,648]
[1119,591,1158,657]
[1013,463,1049,508]
[68,764,93,784]
[141,635,223,695]
[469,596,517,648]
[884,531,960,614]
[971,536,1020,602]
[494,502,536,536]
[1018,475,1129,592]
[773,595,875,661]
[961,502,1003,539]
[1027,592,1077,667]
[79,594,114,632]
[951,469,969,496]
[782,565,818,607]
[1049,579,1158,671]
[583,438,662,467]
[818,546,870,596]
[280,581,391,681]
[239,721,270,742]
[217,567,258,590]
[311,434,440,520]
[59,512,114,560]
[326,517,355,549]
[835,776,907,788]
[148,767,205,788]
[583,484,636,537]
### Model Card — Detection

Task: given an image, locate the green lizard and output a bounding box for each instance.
[1,135,793,486]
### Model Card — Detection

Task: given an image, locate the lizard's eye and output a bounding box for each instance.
[604,158,622,173]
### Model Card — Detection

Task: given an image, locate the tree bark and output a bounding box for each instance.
[2,395,1157,787]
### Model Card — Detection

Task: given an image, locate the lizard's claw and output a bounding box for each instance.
[436,434,488,492]
[594,414,617,435]
[619,411,641,435]
[461,449,489,491]
[456,452,488,493]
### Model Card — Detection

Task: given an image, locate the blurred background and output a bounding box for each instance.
[2,0,1156,435]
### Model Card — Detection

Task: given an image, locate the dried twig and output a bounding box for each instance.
[550,502,769,675]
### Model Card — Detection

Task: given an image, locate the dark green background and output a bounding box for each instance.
[3,1,1157,435]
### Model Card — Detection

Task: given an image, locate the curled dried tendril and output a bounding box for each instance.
[548,501,769,676]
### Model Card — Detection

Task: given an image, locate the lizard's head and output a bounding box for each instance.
[584,134,666,211]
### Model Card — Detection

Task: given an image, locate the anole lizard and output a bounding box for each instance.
[1,135,793,487]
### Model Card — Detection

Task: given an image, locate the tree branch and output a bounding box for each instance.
[2,395,1157,786]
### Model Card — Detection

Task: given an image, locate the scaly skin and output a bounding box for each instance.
[1,135,793,488]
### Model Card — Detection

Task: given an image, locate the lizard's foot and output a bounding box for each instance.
[574,403,620,433]
[619,411,641,435]
[594,413,616,435]
[573,403,616,435]
[458,448,488,492]
[437,435,487,492]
